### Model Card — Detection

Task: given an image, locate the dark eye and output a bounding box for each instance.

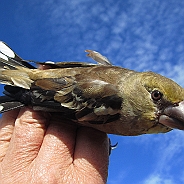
[151,90,163,101]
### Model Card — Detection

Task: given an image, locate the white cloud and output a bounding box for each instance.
[160,63,184,86]
[134,131,184,184]
[21,0,184,85]
[142,174,174,184]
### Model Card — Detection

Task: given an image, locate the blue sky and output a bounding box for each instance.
[1,0,184,183]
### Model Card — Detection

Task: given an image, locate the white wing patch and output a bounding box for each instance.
[0,105,4,111]
[91,79,109,85]
[0,53,8,61]
[0,41,15,58]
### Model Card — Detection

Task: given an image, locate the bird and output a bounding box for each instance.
[0,41,184,136]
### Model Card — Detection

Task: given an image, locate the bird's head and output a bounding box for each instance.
[131,71,184,133]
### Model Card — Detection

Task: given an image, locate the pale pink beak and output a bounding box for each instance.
[159,101,184,130]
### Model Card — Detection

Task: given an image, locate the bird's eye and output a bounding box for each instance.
[151,90,163,101]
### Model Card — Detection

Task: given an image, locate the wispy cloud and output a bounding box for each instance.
[135,131,184,184]
[142,174,174,184]
[31,0,184,85]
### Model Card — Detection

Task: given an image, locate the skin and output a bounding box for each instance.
[0,108,109,184]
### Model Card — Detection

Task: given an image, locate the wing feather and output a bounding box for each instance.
[32,77,122,123]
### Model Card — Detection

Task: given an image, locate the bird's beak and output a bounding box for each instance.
[159,101,184,130]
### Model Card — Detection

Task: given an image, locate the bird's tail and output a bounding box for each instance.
[0,41,35,89]
[0,41,35,112]
[0,41,35,69]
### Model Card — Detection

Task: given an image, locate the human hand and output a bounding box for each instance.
[0,108,109,184]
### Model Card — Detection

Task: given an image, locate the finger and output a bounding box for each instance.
[74,127,109,183]
[0,109,19,161]
[2,108,49,170]
[35,117,78,169]
[34,115,109,183]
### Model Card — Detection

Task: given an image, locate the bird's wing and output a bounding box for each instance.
[31,76,122,124]
[35,49,112,68]
[35,61,96,69]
